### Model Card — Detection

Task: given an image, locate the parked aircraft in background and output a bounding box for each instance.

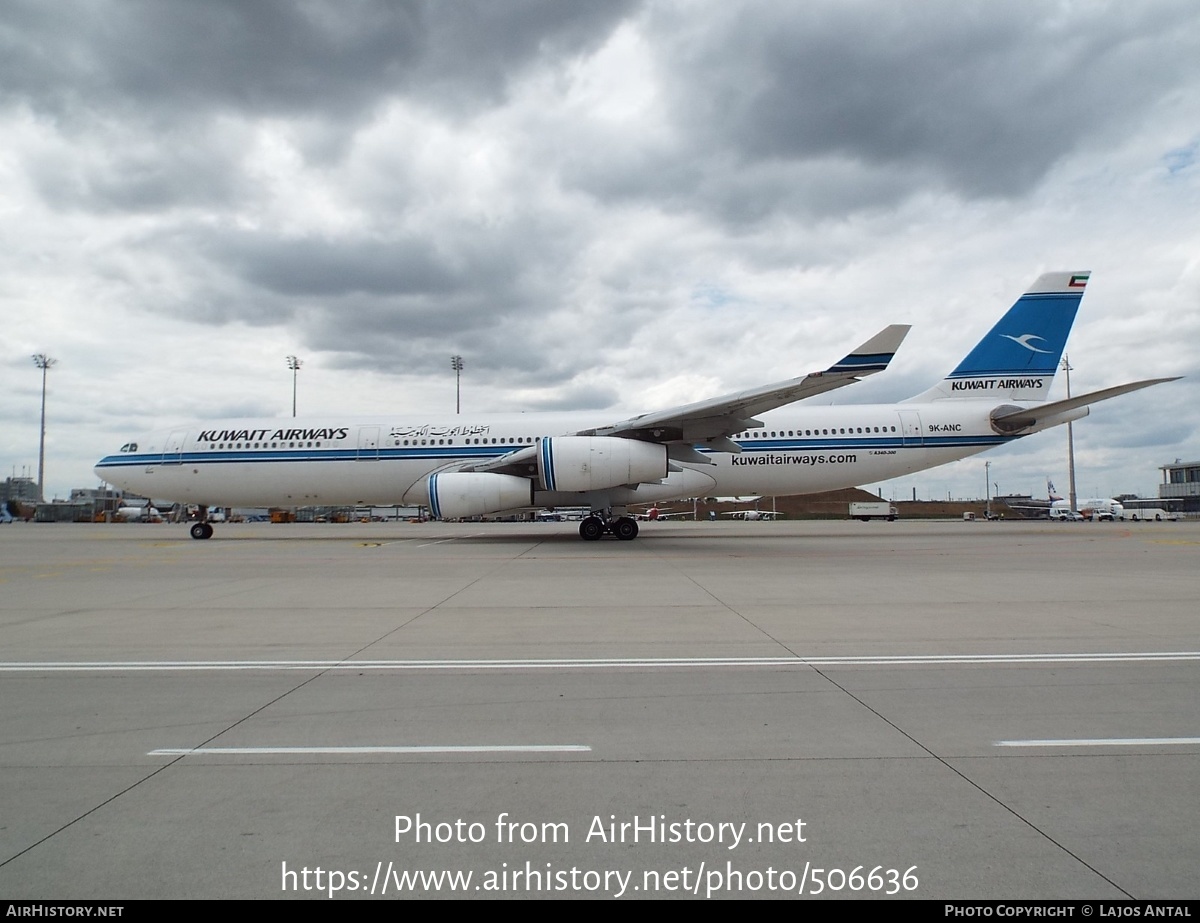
[720,507,780,521]
[96,271,1174,542]
[634,504,693,521]
[114,501,164,522]
[1051,497,1124,521]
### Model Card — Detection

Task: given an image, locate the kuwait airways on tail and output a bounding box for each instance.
[95,272,1174,541]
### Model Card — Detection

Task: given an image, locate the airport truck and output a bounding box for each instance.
[849,501,898,521]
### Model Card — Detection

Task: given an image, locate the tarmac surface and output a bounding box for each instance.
[1,518,1198,900]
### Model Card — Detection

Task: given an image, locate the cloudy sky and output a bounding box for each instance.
[3,0,1198,503]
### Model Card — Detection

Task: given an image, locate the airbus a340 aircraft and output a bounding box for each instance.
[95,271,1173,541]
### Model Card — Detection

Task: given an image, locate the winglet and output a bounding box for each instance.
[827,324,911,376]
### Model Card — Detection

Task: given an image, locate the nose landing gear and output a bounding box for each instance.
[189,506,214,539]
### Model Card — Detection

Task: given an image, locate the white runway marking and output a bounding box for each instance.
[995,737,1200,748]
[416,531,484,547]
[4,651,1200,672]
[149,745,591,756]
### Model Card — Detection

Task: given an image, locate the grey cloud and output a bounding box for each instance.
[25,123,251,213]
[520,384,620,412]
[1,0,638,125]
[557,2,1200,221]
[209,233,470,298]
[2,0,641,216]
[684,3,1200,196]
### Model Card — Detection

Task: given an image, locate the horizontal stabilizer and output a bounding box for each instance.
[991,377,1179,430]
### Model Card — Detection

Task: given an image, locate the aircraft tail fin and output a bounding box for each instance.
[1047,479,1062,502]
[906,271,1090,403]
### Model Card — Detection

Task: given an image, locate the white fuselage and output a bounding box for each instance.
[94,399,1057,511]
[1051,497,1124,520]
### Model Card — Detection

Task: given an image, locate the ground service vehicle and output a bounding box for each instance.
[850,501,898,521]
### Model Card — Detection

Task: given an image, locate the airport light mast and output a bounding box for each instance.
[451,355,464,414]
[31,353,56,502]
[286,355,302,418]
[1062,355,1077,513]
[985,459,991,520]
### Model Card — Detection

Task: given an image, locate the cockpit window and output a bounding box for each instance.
[119,443,138,453]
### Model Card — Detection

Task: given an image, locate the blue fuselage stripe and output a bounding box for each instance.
[96,432,1012,474]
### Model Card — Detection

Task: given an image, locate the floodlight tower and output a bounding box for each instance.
[985,459,991,519]
[32,353,56,502]
[451,355,464,414]
[1061,355,1077,513]
[286,355,302,417]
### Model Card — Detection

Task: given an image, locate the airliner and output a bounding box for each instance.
[720,507,780,521]
[114,501,164,522]
[95,271,1174,541]
[1051,497,1124,521]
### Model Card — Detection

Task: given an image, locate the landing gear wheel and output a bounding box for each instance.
[613,517,639,541]
[190,522,213,540]
[579,517,604,541]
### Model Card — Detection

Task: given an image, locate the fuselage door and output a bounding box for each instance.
[162,430,187,465]
[897,410,923,446]
[357,426,380,461]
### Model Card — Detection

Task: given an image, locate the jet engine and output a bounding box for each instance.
[537,436,668,492]
[427,472,534,520]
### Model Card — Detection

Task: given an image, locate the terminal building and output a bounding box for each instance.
[1159,460,1200,515]
[2,476,40,504]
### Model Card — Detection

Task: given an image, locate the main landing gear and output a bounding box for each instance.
[189,506,213,540]
[578,513,639,542]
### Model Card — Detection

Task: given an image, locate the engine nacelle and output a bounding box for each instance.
[538,436,668,492]
[427,472,534,520]
[990,403,1089,435]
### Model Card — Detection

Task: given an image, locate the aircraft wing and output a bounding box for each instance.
[461,444,539,476]
[991,377,1179,431]
[579,324,911,450]
[459,324,909,476]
